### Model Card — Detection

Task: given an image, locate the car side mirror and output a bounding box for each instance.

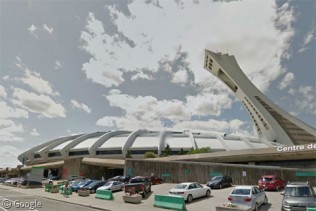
[281,191,285,195]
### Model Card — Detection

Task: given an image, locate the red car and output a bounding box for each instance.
[148,176,163,185]
[258,175,285,191]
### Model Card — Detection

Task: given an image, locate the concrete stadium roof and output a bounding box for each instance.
[18,129,279,165]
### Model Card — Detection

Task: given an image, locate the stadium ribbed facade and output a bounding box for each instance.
[18,130,277,165]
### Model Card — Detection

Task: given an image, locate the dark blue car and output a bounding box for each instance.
[85,180,107,193]
[72,180,94,192]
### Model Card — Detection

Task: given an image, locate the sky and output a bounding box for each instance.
[0,0,315,168]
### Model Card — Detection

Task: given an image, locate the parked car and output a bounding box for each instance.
[258,175,285,191]
[207,175,232,189]
[67,180,82,189]
[124,176,152,198]
[148,176,163,185]
[42,175,61,185]
[72,180,94,192]
[169,182,211,203]
[281,182,316,211]
[18,178,42,186]
[4,177,19,186]
[97,181,124,192]
[86,180,107,193]
[68,175,82,181]
[108,175,131,183]
[0,177,5,183]
[228,186,268,211]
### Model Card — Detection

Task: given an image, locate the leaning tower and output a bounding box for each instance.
[204,49,316,145]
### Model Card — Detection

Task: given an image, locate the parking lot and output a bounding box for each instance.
[0,183,288,211]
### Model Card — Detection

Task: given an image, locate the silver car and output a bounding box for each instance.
[228,186,268,211]
[281,182,316,211]
[97,181,125,192]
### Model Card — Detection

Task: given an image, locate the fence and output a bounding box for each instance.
[125,160,316,186]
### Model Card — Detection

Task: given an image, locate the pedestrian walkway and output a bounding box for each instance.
[0,184,161,211]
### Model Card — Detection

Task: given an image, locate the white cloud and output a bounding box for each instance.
[0,101,29,119]
[98,90,235,130]
[54,60,63,70]
[299,29,315,53]
[186,92,233,116]
[80,1,295,93]
[21,69,60,96]
[30,128,40,136]
[0,85,7,98]
[278,72,295,90]
[12,88,66,118]
[288,88,295,95]
[0,145,23,168]
[173,119,252,137]
[295,86,316,114]
[0,119,24,142]
[97,91,190,129]
[27,24,38,38]
[171,70,188,85]
[131,71,154,81]
[16,57,60,96]
[70,99,92,114]
[43,24,54,34]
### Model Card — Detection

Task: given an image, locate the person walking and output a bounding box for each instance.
[64,182,69,198]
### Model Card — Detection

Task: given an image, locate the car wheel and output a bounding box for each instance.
[206,190,211,197]
[219,184,222,189]
[187,194,193,203]
[254,203,258,211]
[49,181,53,185]
[142,190,147,198]
[263,196,268,205]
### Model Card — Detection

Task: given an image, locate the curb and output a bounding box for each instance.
[0,186,111,211]
[36,195,112,211]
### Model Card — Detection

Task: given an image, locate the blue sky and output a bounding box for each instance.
[0,0,315,168]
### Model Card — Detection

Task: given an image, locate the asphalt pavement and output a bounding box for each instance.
[0,183,286,211]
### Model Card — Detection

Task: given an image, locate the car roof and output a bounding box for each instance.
[286,182,310,186]
[262,175,276,178]
[233,186,255,189]
[179,182,196,185]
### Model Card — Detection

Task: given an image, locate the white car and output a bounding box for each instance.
[97,181,124,192]
[228,186,268,211]
[169,182,211,203]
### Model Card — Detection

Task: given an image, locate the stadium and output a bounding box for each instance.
[2,49,315,182]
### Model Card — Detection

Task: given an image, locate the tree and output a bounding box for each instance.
[161,144,172,157]
[126,149,132,158]
[144,151,156,158]
[178,148,186,155]
[187,147,211,155]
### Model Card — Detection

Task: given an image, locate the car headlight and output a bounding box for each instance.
[282,200,290,207]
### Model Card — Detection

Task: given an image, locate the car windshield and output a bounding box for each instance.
[212,176,222,181]
[130,178,145,183]
[231,189,251,195]
[262,177,273,182]
[71,181,80,186]
[174,184,187,189]
[105,182,113,186]
[89,181,100,186]
[284,187,313,197]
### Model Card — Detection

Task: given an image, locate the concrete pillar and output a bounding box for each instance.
[62,158,82,179]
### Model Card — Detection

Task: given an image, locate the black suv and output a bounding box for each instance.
[206,175,233,189]
[281,182,316,211]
